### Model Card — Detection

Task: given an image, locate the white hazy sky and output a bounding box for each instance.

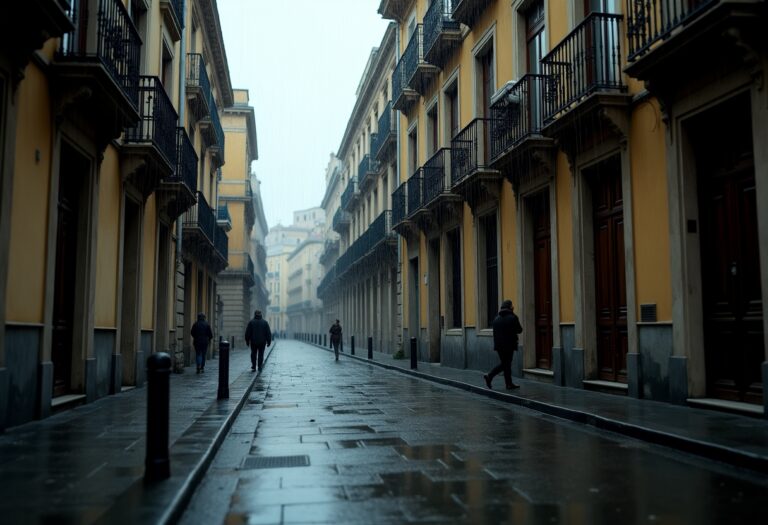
[218,0,391,228]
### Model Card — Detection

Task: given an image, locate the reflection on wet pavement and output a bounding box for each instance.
[180,341,768,524]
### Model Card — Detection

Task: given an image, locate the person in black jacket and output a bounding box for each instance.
[329,320,342,361]
[244,310,272,372]
[484,300,523,390]
[191,313,213,374]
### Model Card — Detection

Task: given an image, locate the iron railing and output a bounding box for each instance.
[332,208,350,230]
[332,210,394,282]
[186,53,212,116]
[541,13,625,123]
[626,0,719,60]
[358,154,379,189]
[402,24,427,87]
[406,170,424,218]
[214,225,228,261]
[490,74,547,162]
[246,253,255,279]
[124,76,178,165]
[317,266,337,299]
[340,177,357,211]
[392,183,407,225]
[372,101,396,159]
[217,204,231,225]
[208,104,225,154]
[392,59,406,108]
[168,127,198,192]
[184,191,215,243]
[424,0,459,58]
[450,118,496,185]
[59,0,141,109]
[422,148,451,205]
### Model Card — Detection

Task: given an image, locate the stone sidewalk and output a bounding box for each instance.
[0,342,277,525]
[307,340,768,474]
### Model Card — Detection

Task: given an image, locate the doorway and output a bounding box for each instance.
[691,94,763,404]
[52,143,88,397]
[587,155,627,383]
[428,238,441,362]
[530,190,553,369]
[409,256,420,358]
[120,198,142,386]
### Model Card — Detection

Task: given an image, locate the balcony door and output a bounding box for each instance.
[525,0,546,131]
[531,190,553,369]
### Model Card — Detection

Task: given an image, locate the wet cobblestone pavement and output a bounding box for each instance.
[180,341,768,525]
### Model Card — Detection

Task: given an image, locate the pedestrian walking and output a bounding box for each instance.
[329,319,342,361]
[191,313,213,374]
[245,310,272,372]
[484,299,523,390]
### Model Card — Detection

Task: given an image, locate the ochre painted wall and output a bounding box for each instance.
[229,201,245,252]
[630,98,672,321]
[95,147,121,328]
[6,63,52,323]
[141,196,157,330]
[556,152,574,323]
[500,181,517,303]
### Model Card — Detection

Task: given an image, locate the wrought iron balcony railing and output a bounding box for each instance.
[424,0,460,64]
[59,0,141,109]
[372,101,396,160]
[406,170,424,218]
[358,154,380,190]
[166,127,198,193]
[402,24,436,92]
[208,104,226,155]
[450,118,497,185]
[214,225,228,261]
[217,204,232,230]
[246,253,255,279]
[340,178,358,211]
[541,12,625,123]
[317,266,337,299]
[392,58,407,110]
[392,183,407,226]
[333,210,395,281]
[123,76,178,166]
[186,53,212,117]
[184,191,216,244]
[490,74,547,162]
[332,208,351,232]
[626,0,718,60]
[422,148,452,205]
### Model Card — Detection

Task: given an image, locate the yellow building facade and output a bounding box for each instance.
[379,0,767,415]
[0,0,248,429]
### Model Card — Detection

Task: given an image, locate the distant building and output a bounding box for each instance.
[286,238,324,337]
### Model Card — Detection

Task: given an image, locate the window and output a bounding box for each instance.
[477,45,495,118]
[479,213,499,328]
[445,82,459,141]
[525,0,546,74]
[161,41,174,94]
[448,228,462,328]
[408,126,418,175]
[427,104,439,156]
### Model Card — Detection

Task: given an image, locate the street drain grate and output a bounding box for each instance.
[242,455,310,469]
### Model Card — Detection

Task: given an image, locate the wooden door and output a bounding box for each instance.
[696,96,764,404]
[532,191,553,369]
[591,156,628,382]
[52,150,82,397]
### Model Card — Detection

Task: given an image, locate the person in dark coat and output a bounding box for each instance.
[329,320,342,361]
[191,313,213,374]
[245,310,272,372]
[484,300,523,390]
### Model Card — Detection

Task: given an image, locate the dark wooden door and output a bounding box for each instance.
[52,154,81,397]
[696,97,763,404]
[591,156,628,382]
[532,191,553,369]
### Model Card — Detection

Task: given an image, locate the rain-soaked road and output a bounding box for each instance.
[180,341,768,524]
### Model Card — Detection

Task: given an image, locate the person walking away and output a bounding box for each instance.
[191,313,213,374]
[245,310,272,372]
[484,300,523,390]
[329,320,342,361]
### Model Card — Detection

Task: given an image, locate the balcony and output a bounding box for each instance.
[625,0,766,86]
[392,183,408,234]
[424,0,462,68]
[332,208,351,233]
[340,178,359,212]
[186,53,212,120]
[213,225,229,271]
[317,266,337,300]
[418,148,463,229]
[160,0,183,41]
[489,74,554,176]
[54,0,141,143]
[402,24,439,95]
[183,192,223,270]
[406,170,424,220]
[332,211,396,282]
[378,0,411,21]
[201,104,225,167]
[392,59,418,112]
[286,301,313,315]
[541,13,629,127]
[217,204,232,232]
[372,102,397,162]
[319,238,339,266]
[358,154,380,191]
[452,0,494,28]
[122,77,179,194]
[159,128,198,218]
[450,118,502,211]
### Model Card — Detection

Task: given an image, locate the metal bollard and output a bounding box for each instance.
[218,340,230,400]
[145,352,171,481]
[367,336,373,359]
[324,334,327,347]
[351,335,355,356]
[410,337,417,370]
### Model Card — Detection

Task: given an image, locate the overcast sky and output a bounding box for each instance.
[218,0,391,228]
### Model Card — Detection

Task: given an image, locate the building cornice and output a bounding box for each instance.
[197,0,234,107]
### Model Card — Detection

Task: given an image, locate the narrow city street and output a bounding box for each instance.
[180,341,768,525]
